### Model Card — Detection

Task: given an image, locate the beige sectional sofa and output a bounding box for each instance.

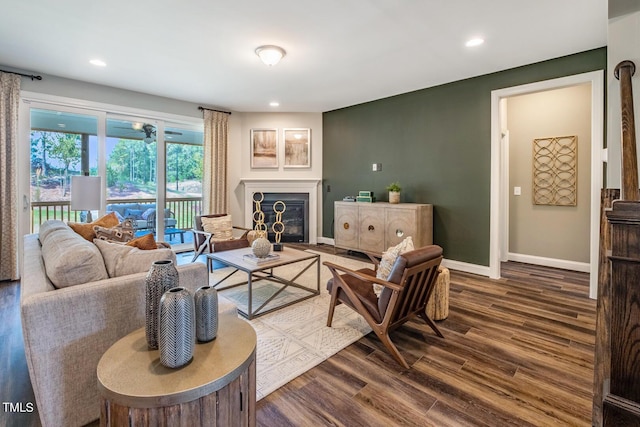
[20,220,210,427]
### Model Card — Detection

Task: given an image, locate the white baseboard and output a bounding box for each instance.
[507,252,590,273]
[317,237,491,277]
[441,259,490,277]
[317,236,334,246]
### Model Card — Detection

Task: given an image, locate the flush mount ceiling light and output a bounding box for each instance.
[255,45,286,66]
[465,38,484,47]
[89,59,106,67]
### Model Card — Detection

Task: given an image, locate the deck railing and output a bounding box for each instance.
[30,197,203,233]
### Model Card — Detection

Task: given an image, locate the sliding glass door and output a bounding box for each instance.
[20,98,204,249]
[28,107,99,230]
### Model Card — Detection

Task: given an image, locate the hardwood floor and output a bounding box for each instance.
[1,245,595,426]
[257,245,595,426]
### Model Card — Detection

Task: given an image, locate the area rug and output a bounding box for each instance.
[210,250,374,400]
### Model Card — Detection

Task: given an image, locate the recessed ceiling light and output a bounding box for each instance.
[465,38,484,47]
[269,101,280,107]
[89,59,106,67]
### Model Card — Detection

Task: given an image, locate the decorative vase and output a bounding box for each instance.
[158,287,195,368]
[389,191,400,204]
[194,286,218,342]
[145,259,179,349]
[252,236,271,258]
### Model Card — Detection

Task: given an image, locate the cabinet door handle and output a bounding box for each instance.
[343,222,350,230]
[396,229,404,237]
[368,225,375,231]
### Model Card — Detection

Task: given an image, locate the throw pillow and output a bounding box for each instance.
[201,215,234,241]
[374,236,414,295]
[94,219,135,243]
[126,233,159,250]
[124,208,144,219]
[93,238,177,278]
[68,212,119,241]
[141,208,155,220]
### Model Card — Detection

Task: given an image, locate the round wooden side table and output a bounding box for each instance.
[97,313,256,427]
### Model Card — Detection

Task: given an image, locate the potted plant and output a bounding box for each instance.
[386,182,401,204]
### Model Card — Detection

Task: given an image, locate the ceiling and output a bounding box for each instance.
[0,1,607,113]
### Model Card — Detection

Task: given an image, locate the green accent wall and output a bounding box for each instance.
[322,47,606,266]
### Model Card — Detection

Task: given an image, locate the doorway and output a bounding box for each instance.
[489,71,605,299]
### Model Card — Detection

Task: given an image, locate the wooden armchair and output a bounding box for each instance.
[191,214,252,271]
[323,245,444,368]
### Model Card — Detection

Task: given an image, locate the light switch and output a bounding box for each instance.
[372,163,382,171]
[514,186,521,196]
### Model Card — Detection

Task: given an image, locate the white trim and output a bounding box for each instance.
[490,70,604,300]
[316,237,490,276]
[318,236,334,245]
[20,91,203,127]
[508,253,591,273]
[441,259,491,276]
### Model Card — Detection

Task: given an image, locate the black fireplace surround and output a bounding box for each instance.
[253,193,309,243]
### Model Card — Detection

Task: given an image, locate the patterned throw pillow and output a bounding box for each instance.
[68,212,120,241]
[374,236,414,296]
[94,219,136,243]
[201,215,234,241]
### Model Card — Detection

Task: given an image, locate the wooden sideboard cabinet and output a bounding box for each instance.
[334,201,433,254]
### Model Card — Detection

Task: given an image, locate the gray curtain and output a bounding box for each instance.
[202,110,229,214]
[0,72,21,281]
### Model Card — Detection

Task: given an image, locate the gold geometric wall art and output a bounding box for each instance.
[532,135,577,206]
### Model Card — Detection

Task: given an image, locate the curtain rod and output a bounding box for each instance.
[198,106,231,115]
[0,69,42,81]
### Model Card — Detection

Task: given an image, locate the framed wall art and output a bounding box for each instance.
[283,128,311,168]
[532,135,577,206]
[250,128,278,168]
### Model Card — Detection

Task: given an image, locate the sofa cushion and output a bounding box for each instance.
[41,226,109,288]
[38,219,70,244]
[94,238,176,278]
[68,212,119,241]
[124,208,144,219]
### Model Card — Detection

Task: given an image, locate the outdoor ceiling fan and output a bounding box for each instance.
[116,122,182,143]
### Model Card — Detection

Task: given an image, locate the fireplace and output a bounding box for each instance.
[241,179,320,244]
[254,193,309,243]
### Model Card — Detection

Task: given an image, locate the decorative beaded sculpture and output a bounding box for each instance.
[252,192,268,238]
[272,200,286,251]
[251,192,271,257]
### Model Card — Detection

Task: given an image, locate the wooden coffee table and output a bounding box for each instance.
[207,246,320,319]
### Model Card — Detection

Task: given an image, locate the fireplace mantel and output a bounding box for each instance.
[241,179,321,244]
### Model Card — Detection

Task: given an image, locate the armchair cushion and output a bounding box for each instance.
[326,267,382,322]
[375,236,414,295]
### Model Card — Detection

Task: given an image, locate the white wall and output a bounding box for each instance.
[226,112,323,229]
[607,10,640,188]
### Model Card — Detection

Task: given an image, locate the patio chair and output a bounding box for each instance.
[323,245,443,368]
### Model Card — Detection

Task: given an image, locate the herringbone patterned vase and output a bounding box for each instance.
[195,285,218,342]
[145,260,179,349]
[158,287,195,368]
